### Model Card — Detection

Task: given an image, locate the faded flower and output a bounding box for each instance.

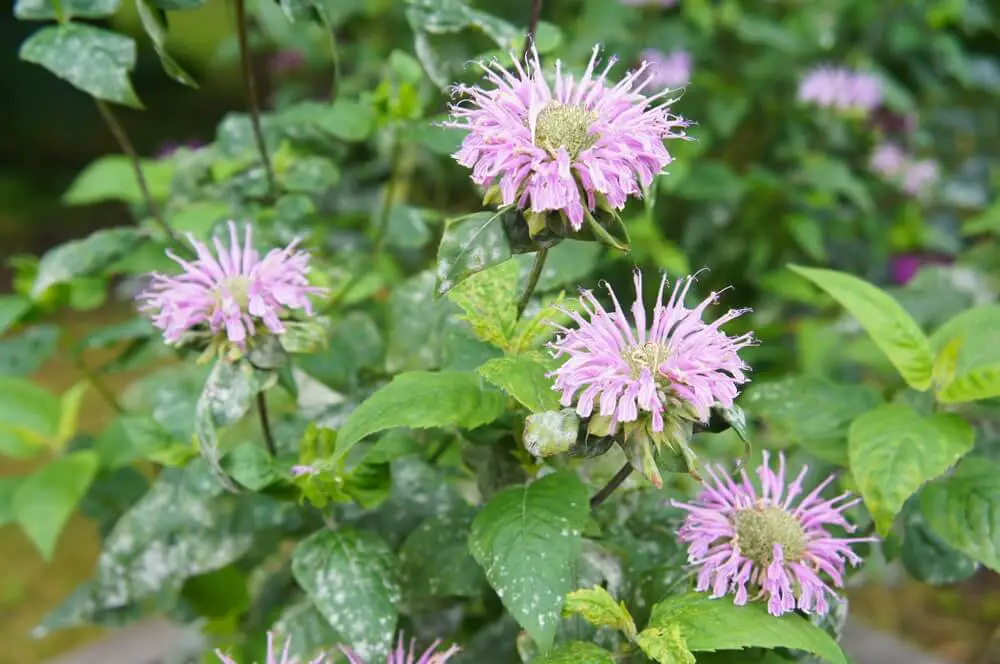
[139,221,325,353]
[340,636,460,664]
[672,452,874,616]
[446,46,688,235]
[797,65,881,114]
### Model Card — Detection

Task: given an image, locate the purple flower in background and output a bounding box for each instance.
[642,48,693,89]
[139,221,325,349]
[869,141,907,179]
[549,270,753,434]
[797,65,881,114]
[901,159,939,196]
[446,46,689,231]
[155,140,202,159]
[216,632,328,664]
[869,142,939,198]
[672,452,874,617]
[340,636,460,664]
[889,253,953,285]
[269,49,306,75]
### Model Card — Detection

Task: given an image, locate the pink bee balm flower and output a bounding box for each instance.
[642,48,693,90]
[869,142,939,199]
[797,65,881,114]
[901,159,939,196]
[672,452,875,617]
[549,270,753,434]
[216,632,329,663]
[869,142,907,179]
[340,635,460,664]
[446,46,689,231]
[140,221,325,349]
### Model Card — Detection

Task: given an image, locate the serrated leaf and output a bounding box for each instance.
[32,227,144,298]
[477,356,559,413]
[636,624,696,664]
[135,0,199,87]
[12,451,99,560]
[789,265,934,390]
[291,528,400,661]
[532,641,615,663]
[331,371,505,462]
[927,305,1000,403]
[14,0,119,21]
[436,210,514,296]
[563,586,637,639]
[469,471,589,651]
[399,508,485,599]
[20,24,142,107]
[849,404,973,536]
[448,259,519,348]
[646,593,848,664]
[920,458,1000,572]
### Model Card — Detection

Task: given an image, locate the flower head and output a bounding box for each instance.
[139,221,325,350]
[549,270,753,434]
[672,452,874,616]
[869,142,907,179]
[215,632,328,664]
[797,65,881,114]
[447,46,689,231]
[642,48,693,90]
[869,142,939,198]
[340,635,460,664]
[901,159,939,196]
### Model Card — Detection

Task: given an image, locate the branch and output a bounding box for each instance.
[235,0,277,196]
[590,463,633,510]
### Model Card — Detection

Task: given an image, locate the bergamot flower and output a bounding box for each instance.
[797,65,881,114]
[215,632,328,663]
[340,635,460,663]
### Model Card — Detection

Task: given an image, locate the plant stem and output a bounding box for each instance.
[234,0,276,196]
[522,0,543,56]
[76,357,124,414]
[372,127,403,257]
[428,438,452,464]
[516,247,548,318]
[590,462,633,510]
[94,100,179,246]
[257,391,278,457]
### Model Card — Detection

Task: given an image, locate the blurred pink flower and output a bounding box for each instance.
[549,270,753,434]
[869,142,907,179]
[672,451,875,617]
[889,253,952,285]
[798,65,881,114]
[269,49,306,75]
[140,221,325,349]
[642,48,693,89]
[901,159,939,196]
[446,46,689,231]
[340,636,460,663]
[869,142,939,198]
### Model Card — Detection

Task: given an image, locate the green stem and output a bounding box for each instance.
[516,247,549,318]
[589,462,633,510]
[76,357,124,414]
[257,391,278,457]
[235,0,277,196]
[94,100,179,247]
[372,128,403,257]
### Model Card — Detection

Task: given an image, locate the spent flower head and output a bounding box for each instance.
[340,635,460,664]
[642,48,693,90]
[447,46,689,233]
[139,221,325,353]
[797,65,881,114]
[672,452,875,617]
[215,632,328,664]
[549,270,753,435]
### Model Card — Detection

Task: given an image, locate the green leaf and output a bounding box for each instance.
[789,265,934,390]
[0,476,24,527]
[271,599,344,662]
[386,270,457,373]
[901,506,979,584]
[222,443,280,491]
[0,325,59,376]
[448,259,519,348]
[383,205,432,249]
[194,360,261,490]
[927,305,1000,403]
[849,404,973,536]
[436,210,514,296]
[15,0,119,21]
[636,624,696,664]
[798,156,873,213]
[151,0,205,7]
[12,451,100,560]
[920,458,1000,572]
[332,371,505,462]
[291,528,400,661]
[532,641,615,663]
[0,376,60,458]
[135,0,199,87]
[399,508,485,599]
[469,471,589,651]
[523,408,579,458]
[32,228,144,298]
[646,593,848,664]
[0,295,30,335]
[563,586,637,639]
[19,24,142,107]
[478,356,560,413]
[56,382,89,449]
[280,99,375,142]
[64,155,176,205]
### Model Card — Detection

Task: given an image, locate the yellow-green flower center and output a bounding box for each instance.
[216,276,251,309]
[534,101,599,157]
[624,341,670,378]
[734,504,807,565]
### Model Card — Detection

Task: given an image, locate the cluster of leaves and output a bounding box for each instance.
[3,0,1000,662]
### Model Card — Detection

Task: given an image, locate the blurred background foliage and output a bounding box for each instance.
[3,0,1000,661]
